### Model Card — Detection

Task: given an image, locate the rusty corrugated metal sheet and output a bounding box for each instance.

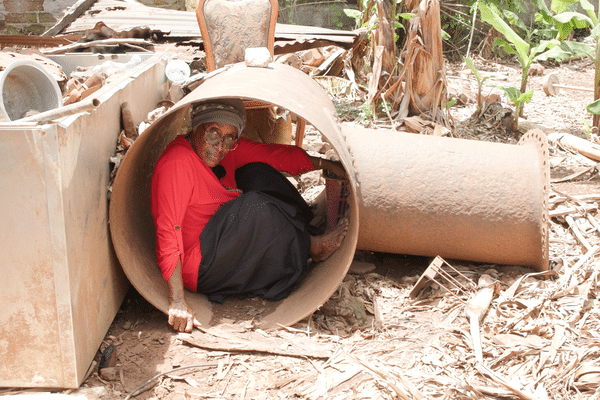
[60,0,360,49]
[0,34,83,49]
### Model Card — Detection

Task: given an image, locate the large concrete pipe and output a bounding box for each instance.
[109,63,360,329]
[109,62,548,330]
[342,126,549,271]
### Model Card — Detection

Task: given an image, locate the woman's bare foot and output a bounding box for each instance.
[310,218,350,262]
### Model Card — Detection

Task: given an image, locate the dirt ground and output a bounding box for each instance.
[4,54,600,399]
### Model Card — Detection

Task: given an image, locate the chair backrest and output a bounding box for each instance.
[196,0,278,72]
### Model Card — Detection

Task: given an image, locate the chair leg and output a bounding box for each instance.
[294,117,306,148]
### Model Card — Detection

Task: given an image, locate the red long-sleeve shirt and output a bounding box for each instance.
[151,136,314,291]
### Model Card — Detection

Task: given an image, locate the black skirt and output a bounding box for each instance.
[196,162,316,303]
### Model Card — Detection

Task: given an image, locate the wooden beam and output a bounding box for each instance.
[42,0,97,37]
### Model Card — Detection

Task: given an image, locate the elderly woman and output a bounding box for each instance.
[151,98,349,332]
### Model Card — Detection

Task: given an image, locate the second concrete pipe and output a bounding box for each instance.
[346,125,549,270]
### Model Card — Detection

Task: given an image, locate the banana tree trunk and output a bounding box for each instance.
[367,0,396,108]
[396,0,447,122]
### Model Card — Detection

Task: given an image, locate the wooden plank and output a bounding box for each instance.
[42,0,98,37]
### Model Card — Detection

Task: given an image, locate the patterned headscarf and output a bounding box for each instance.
[190,98,246,136]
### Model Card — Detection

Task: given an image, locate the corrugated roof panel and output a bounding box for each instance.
[62,0,359,45]
[63,0,201,37]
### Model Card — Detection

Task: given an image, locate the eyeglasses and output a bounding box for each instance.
[204,127,238,151]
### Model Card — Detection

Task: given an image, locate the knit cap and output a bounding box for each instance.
[190,98,246,135]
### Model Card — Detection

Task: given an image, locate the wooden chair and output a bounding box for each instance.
[196,0,277,71]
[195,0,306,147]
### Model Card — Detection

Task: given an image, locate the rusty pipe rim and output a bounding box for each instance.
[517,128,550,270]
[109,62,358,329]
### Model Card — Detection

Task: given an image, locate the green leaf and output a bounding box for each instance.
[393,20,405,32]
[533,26,560,40]
[533,0,554,20]
[518,89,534,104]
[587,98,600,114]
[535,44,575,61]
[534,12,545,23]
[560,40,594,58]
[556,22,572,39]
[398,12,413,20]
[591,23,600,39]
[493,37,518,56]
[553,11,593,27]
[552,12,593,39]
[443,97,458,108]
[503,10,527,32]
[502,87,534,104]
[535,40,594,62]
[551,0,580,14]
[463,57,482,83]
[531,39,555,56]
[562,40,594,58]
[344,8,362,20]
[502,86,522,103]
[580,0,598,25]
[479,3,530,65]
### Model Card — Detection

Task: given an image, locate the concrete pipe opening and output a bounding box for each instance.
[0,60,63,121]
[109,63,359,329]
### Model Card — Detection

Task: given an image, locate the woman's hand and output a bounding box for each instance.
[167,259,201,332]
[322,159,347,180]
[168,297,201,333]
[309,156,348,180]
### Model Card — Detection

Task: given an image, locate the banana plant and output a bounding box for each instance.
[532,0,600,127]
[478,2,558,131]
[463,56,493,113]
[344,0,412,42]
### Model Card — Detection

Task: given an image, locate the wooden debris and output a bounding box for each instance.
[41,38,154,55]
[312,48,346,77]
[550,165,598,183]
[475,363,539,400]
[63,72,106,105]
[42,0,97,37]
[401,115,450,136]
[565,215,593,251]
[465,274,497,362]
[301,48,326,68]
[549,132,600,162]
[409,256,476,299]
[121,102,138,140]
[347,353,423,400]
[182,326,335,359]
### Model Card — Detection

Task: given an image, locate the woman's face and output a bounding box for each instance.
[190,123,238,167]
